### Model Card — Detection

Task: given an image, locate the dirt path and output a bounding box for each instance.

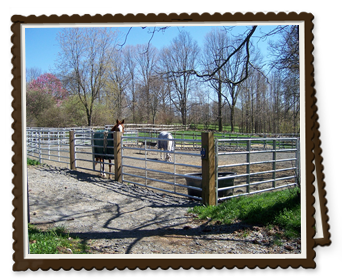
[28,165,301,255]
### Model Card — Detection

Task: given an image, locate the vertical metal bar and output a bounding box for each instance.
[296,138,301,187]
[215,139,219,204]
[38,130,42,164]
[91,130,95,171]
[246,139,251,193]
[75,131,77,168]
[58,131,60,162]
[193,132,195,149]
[272,139,276,188]
[173,141,176,193]
[145,139,147,187]
[181,133,184,150]
[48,131,50,160]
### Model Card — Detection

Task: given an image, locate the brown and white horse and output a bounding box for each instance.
[94,119,124,179]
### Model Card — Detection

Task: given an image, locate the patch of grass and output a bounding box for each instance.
[190,187,301,238]
[27,158,40,166]
[28,224,89,254]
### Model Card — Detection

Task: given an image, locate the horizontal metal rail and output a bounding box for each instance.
[122,164,201,181]
[123,179,202,201]
[218,157,296,169]
[229,166,297,180]
[218,183,297,201]
[217,137,298,142]
[122,155,201,169]
[27,154,70,165]
[218,148,297,156]
[122,171,202,192]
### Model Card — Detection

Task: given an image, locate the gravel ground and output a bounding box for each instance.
[27,164,301,255]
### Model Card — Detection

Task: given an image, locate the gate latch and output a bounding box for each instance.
[201,147,207,159]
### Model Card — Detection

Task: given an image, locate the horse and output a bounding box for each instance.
[93,119,124,178]
[157,131,175,162]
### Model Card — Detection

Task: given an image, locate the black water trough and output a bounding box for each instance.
[185,172,237,198]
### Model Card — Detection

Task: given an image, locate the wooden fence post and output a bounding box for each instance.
[114,131,123,183]
[69,130,76,170]
[201,132,217,206]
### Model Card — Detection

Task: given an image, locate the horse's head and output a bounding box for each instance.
[112,119,125,133]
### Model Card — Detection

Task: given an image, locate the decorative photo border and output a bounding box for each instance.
[11,12,321,270]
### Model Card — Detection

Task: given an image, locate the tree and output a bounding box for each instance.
[135,43,159,123]
[268,25,300,133]
[123,45,138,123]
[26,73,68,127]
[56,27,117,126]
[159,26,257,130]
[159,31,200,126]
[202,28,229,131]
[27,73,68,105]
[26,67,42,83]
[103,49,129,121]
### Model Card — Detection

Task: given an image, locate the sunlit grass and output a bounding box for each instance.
[190,187,301,238]
[28,224,89,254]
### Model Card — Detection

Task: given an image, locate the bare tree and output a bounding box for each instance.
[26,67,42,83]
[123,45,138,123]
[149,76,166,124]
[202,28,229,131]
[135,43,159,123]
[56,27,117,126]
[104,48,129,120]
[159,31,200,126]
[268,25,300,133]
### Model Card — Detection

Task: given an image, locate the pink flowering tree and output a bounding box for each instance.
[27,73,68,106]
[26,73,69,126]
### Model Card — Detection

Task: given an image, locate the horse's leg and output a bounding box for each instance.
[101,159,106,178]
[100,159,103,177]
[108,159,111,179]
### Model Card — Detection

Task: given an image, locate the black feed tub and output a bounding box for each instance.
[185,172,237,198]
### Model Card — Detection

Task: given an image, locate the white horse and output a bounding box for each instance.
[157,131,175,162]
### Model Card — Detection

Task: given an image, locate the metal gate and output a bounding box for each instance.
[121,134,203,200]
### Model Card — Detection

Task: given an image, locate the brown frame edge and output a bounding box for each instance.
[5,7,321,270]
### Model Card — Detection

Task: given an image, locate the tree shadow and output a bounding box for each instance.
[29,166,292,255]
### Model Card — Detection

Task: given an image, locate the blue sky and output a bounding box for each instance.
[25,24,281,75]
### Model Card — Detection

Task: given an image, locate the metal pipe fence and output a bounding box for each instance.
[215,137,300,202]
[26,128,71,166]
[27,127,300,205]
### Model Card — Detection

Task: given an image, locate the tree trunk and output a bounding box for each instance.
[230,105,235,132]
[218,80,223,131]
